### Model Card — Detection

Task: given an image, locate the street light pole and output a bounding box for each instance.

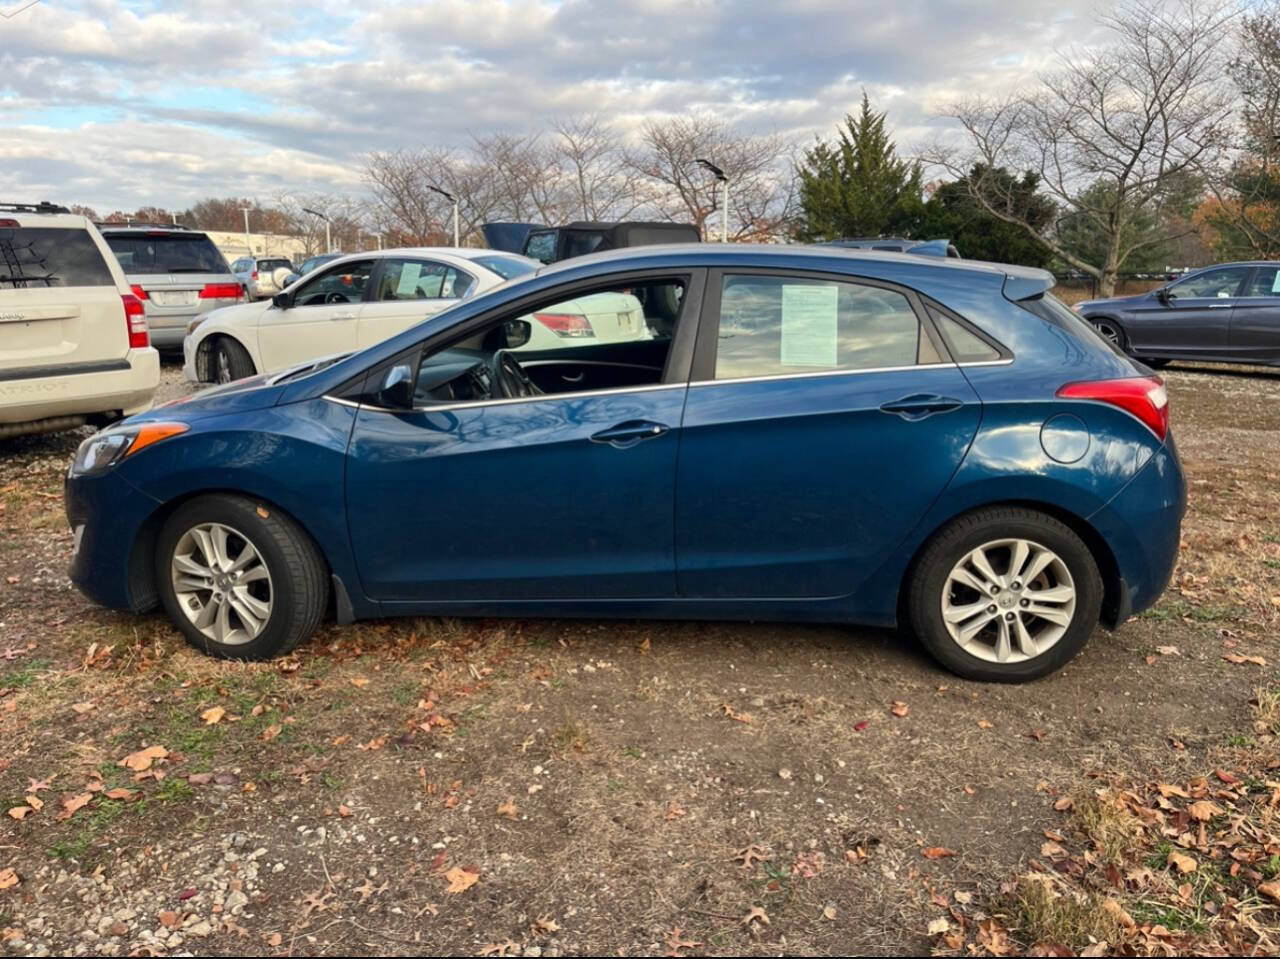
[240,206,252,255]
[695,158,729,242]
[427,185,459,247]
[302,207,331,253]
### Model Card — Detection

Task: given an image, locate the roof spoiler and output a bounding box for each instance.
[1002,266,1055,301]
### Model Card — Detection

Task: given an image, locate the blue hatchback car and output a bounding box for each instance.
[64,245,1186,682]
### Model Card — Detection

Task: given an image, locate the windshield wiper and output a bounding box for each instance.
[0,274,55,285]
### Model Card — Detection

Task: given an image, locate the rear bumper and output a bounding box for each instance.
[0,348,159,425]
[1088,436,1187,621]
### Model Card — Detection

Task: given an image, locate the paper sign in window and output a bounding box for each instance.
[1271,271,1280,294]
[780,284,839,367]
[395,262,424,298]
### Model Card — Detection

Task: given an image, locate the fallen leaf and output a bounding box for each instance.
[104,788,137,801]
[853,719,869,732]
[922,846,956,860]
[1167,849,1197,874]
[977,719,994,729]
[261,724,282,742]
[0,868,17,890]
[1187,800,1221,822]
[56,792,92,820]
[6,807,30,821]
[890,701,910,717]
[443,865,480,894]
[350,677,371,689]
[741,906,769,926]
[1224,653,1267,667]
[822,905,837,921]
[927,917,950,935]
[200,706,225,725]
[1259,880,1280,903]
[119,745,168,772]
[497,796,519,820]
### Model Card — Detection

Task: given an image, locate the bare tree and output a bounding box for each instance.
[928,0,1233,295]
[471,132,569,223]
[626,115,798,240]
[363,148,499,246]
[551,114,641,221]
[1204,2,1280,258]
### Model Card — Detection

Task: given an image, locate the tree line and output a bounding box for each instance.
[77,0,1279,296]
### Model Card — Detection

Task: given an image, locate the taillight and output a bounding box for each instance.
[533,312,595,338]
[1056,375,1168,440]
[251,270,258,280]
[199,282,243,300]
[122,294,149,349]
[130,284,149,300]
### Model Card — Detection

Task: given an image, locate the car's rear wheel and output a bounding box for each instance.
[1089,318,1127,351]
[155,494,328,660]
[907,507,1103,682]
[211,337,255,384]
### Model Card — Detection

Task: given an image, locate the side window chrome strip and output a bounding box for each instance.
[325,381,684,415]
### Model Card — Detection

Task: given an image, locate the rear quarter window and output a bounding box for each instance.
[0,227,115,288]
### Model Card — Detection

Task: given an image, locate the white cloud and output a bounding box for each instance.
[0,0,1113,211]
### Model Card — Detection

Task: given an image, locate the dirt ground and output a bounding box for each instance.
[1,357,1279,956]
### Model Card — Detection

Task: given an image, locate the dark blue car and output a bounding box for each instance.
[1075,261,1280,366]
[64,245,1186,682]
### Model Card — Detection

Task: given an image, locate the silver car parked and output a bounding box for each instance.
[100,226,244,351]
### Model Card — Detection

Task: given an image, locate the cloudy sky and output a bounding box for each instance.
[1,0,1110,212]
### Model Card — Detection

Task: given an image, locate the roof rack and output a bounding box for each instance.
[0,201,71,215]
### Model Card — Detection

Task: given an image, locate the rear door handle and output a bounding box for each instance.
[879,394,964,420]
[589,419,669,448]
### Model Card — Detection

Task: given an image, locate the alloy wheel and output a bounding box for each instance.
[215,349,232,385]
[1092,320,1122,347]
[171,522,273,645]
[940,538,1076,664]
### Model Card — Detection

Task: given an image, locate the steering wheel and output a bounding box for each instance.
[489,350,541,399]
[324,292,349,304]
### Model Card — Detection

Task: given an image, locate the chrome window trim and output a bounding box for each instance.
[325,380,683,415]
[324,357,1015,413]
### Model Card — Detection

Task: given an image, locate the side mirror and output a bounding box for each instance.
[375,363,414,409]
[1155,287,1172,305]
[501,319,532,349]
[271,292,292,309]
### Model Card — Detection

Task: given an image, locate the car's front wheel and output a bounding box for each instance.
[210,337,256,385]
[1088,318,1127,351]
[155,494,328,660]
[907,507,1103,682]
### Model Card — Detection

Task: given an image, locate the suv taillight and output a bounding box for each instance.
[1056,375,1168,441]
[130,284,149,300]
[251,270,258,280]
[199,282,243,300]
[122,294,149,349]
[533,312,594,338]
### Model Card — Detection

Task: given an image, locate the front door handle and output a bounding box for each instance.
[879,393,964,420]
[1207,303,1232,309]
[589,419,670,448]
[331,311,357,321]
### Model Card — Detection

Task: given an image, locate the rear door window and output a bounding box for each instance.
[372,259,475,300]
[712,274,924,380]
[1243,266,1280,297]
[104,233,229,274]
[0,227,115,288]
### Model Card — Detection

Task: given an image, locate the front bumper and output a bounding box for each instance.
[1088,435,1187,621]
[65,466,163,612]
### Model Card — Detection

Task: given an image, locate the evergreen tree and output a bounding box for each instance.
[919,167,1055,267]
[795,95,924,241]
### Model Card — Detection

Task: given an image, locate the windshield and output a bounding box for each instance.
[105,233,230,274]
[471,254,538,280]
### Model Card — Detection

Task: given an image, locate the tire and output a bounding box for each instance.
[1088,317,1128,352]
[211,336,256,385]
[1141,358,1170,370]
[155,494,328,660]
[906,506,1103,682]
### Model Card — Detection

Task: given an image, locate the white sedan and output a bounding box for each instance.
[185,248,651,384]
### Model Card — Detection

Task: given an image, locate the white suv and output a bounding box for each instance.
[0,202,160,438]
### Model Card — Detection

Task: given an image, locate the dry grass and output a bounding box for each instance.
[1009,874,1123,952]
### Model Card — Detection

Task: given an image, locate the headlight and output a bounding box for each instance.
[69,422,189,476]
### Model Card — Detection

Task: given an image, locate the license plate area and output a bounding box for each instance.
[149,290,197,307]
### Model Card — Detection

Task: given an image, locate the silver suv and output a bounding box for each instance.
[99,225,243,351]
